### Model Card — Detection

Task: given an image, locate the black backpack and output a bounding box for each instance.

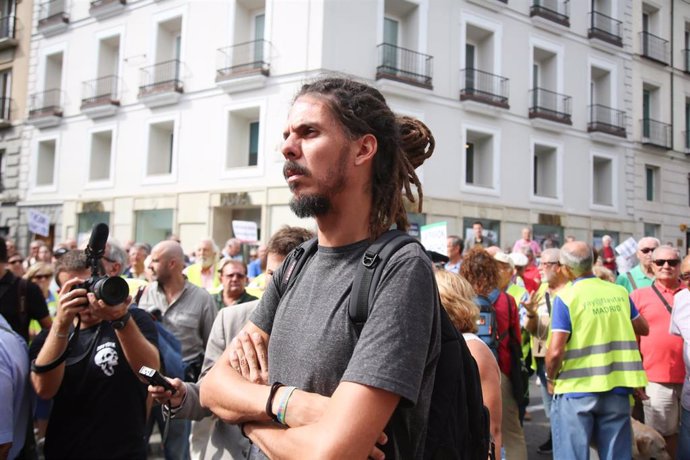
[277,229,493,460]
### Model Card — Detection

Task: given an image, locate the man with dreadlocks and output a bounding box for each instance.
[200,77,440,459]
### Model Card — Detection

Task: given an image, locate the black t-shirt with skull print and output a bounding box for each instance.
[30,307,158,460]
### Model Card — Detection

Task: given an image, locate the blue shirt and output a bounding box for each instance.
[0,314,30,459]
[248,258,263,278]
[550,275,640,398]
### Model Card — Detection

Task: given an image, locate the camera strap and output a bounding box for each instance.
[31,314,83,374]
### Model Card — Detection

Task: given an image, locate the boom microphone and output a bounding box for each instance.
[86,223,109,259]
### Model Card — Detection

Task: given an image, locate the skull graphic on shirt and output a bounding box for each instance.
[94,345,119,376]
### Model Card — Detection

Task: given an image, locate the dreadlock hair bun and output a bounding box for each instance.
[397,116,435,169]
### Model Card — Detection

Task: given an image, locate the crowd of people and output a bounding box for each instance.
[2,76,689,460]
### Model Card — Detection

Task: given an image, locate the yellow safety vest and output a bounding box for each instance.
[554,277,647,394]
[185,263,222,294]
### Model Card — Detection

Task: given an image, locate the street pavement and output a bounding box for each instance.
[522,375,553,460]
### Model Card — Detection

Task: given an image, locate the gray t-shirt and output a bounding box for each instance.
[671,289,690,411]
[251,239,441,459]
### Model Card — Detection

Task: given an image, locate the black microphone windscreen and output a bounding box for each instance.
[88,223,109,254]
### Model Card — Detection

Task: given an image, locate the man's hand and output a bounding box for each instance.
[229,331,268,384]
[54,278,90,329]
[547,380,554,395]
[88,293,132,322]
[522,290,541,316]
[633,387,649,402]
[149,377,186,408]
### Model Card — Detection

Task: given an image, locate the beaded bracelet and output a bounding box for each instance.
[276,386,297,426]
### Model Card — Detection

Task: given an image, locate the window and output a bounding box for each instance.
[36,139,56,187]
[645,165,659,202]
[226,107,260,169]
[643,222,660,238]
[147,121,174,176]
[460,14,506,107]
[151,16,182,87]
[463,129,495,189]
[0,69,10,120]
[78,212,110,235]
[532,143,558,199]
[45,51,63,93]
[89,130,113,182]
[685,99,690,150]
[0,148,4,192]
[592,155,613,206]
[135,209,173,245]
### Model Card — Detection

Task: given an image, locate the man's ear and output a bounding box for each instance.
[354,134,377,166]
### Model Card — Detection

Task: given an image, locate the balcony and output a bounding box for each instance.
[588,104,626,138]
[640,31,668,65]
[216,40,270,93]
[27,89,63,128]
[89,0,126,20]
[37,0,69,36]
[81,75,119,118]
[528,87,572,125]
[0,97,11,128]
[530,0,570,28]
[459,69,509,109]
[376,43,433,90]
[0,15,17,50]
[138,60,183,108]
[641,118,671,149]
[588,11,622,47]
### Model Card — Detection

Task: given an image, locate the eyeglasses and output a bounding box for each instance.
[639,247,656,254]
[8,259,22,265]
[32,274,53,280]
[653,259,680,267]
[102,256,116,264]
[542,261,561,267]
[222,273,245,279]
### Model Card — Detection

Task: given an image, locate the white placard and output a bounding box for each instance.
[420,221,448,256]
[28,209,50,237]
[232,220,258,243]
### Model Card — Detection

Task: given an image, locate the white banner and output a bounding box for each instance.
[232,220,258,243]
[27,209,50,237]
[420,221,448,256]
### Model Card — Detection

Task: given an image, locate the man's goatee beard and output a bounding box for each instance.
[290,194,331,218]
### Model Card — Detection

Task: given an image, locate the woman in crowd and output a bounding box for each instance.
[435,269,502,456]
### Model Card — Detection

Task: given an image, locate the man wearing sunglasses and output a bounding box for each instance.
[630,246,684,457]
[670,255,690,459]
[616,237,660,293]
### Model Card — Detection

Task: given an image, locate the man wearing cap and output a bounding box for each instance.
[630,245,685,457]
[616,237,660,293]
[547,241,649,459]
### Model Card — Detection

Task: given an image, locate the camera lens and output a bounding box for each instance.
[93,276,130,306]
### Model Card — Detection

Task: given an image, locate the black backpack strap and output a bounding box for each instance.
[277,237,319,298]
[17,278,28,334]
[348,230,421,336]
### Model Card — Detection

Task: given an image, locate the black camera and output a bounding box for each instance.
[72,223,129,306]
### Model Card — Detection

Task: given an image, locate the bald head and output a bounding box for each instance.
[156,240,184,264]
[560,241,593,278]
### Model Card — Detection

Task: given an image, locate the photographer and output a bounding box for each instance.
[29,250,159,460]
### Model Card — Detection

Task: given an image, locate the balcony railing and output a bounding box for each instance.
[530,0,570,27]
[81,75,119,108]
[38,0,69,28]
[0,15,16,40]
[459,69,509,108]
[529,87,572,124]
[216,40,270,81]
[89,0,126,17]
[640,31,668,64]
[29,89,62,118]
[588,104,626,137]
[641,118,671,149]
[376,43,433,89]
[588,11,622,47]
[138,59,183,97]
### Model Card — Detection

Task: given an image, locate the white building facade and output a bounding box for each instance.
[17,0,690,253]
